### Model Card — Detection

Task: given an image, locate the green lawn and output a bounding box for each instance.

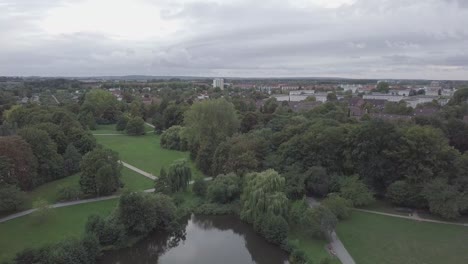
[289,231,340,264]
[95,131,204,179]
[0,199,118,262]
[93,124,154,134]
[26,168,153,205]
[337,211,468,264]
[120,167,154,191]
[27,173,81,204]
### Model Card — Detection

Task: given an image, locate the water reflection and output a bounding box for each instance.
[98,214,289,264]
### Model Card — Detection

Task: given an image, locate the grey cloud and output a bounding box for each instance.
[1,0,468,79]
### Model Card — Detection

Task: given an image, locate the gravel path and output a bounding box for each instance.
[145,122,155,128]
[0,161,212,224]
[307,197,356,264]
[51,95,60,104]
[120,161,157,180]
[354,208,468,227]
[0,195,119,223]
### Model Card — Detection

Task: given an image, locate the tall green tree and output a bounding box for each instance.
[184,98,240,172]
[18,127,64,184]
[79,148,121,196]
[167,159,192,193]
[240,169,289,228]
[125,116,145,136]
[63,144,82,175]
[0,137,37,190]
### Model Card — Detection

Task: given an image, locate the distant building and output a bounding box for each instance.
[363,93,404,102]
[213,78,224,90]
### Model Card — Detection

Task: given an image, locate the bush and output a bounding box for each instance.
[192,178,207,197]
[0,184,27,213]
[260,214,289,245]
[288,199,308,227]
[207,173,241,204]
[57,185,82,201]
[116,115,129,131]
[85,214,126,247]
[118,192,176,235]
[339,175,374,207]
[63,144,82,175]
[160,125,188,151]
[322,194,352,220]
[125,117,145,136]
[13,235,100,264]
[194,202,240,215]
[301,206,337,239]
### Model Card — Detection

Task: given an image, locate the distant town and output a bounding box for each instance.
[2,76,467,123]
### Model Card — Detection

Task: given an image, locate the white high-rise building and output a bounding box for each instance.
[213,78,224,90]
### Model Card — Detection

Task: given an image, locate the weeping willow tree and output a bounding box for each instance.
[167,159,192,193]
[240,169,289,226]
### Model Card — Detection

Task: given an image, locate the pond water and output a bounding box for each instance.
[98,214,289,264]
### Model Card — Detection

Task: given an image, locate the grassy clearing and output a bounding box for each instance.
[93,124,154,134]
[120,167,154,191]
[27,173,81,204]
[26,168,153,206]
[289,231,340,264]
[336,211,468,264]
[94,130,204,179]
[0,199,118,262]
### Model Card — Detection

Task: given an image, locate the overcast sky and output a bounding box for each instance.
[1,0,467,79]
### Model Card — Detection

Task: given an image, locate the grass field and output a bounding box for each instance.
[0,199,118,262]
[289,231,340,264]
[94,128,204,179]
[93,124,154,134]
[26,167,153,205]
[336,211,468,264]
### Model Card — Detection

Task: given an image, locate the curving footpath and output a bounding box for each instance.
[306,197,356,264]
[0,195,119,224]
[354,208,468,227]
[120,161,157,180]
[0,161,212,224]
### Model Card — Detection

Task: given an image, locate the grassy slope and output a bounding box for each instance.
[27,173,81,204]
[0,199,118,262]
[26,168,153,205]
[337,211,468,264]
[95,129,204,179]
[93,124,154,134]
[289,231,341,264]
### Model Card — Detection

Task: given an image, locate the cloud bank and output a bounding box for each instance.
[1,0,467,79]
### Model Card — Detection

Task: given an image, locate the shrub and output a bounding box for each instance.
[57,185,82,201]
[0,184,27,213]
[160,125,188,151]
[260,214,289,245]
[207,173,241,204]
[118,192,176,235]
[85,214,126,247]
[322,194,352,220]
[192,178,207,197]
[339,175,374,207]
[125,117,145,136]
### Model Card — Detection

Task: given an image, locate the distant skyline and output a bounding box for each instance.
[1,0,468,80]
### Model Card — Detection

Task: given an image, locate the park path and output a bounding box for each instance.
[51,95,60,104]
[120,161,157,180]
[0,195,119,223]
[0,160,212,224]
[354,208,468,227]
[306,197,356,264]
[92,133,124,136]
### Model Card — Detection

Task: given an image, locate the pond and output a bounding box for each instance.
[98,214,290,264]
